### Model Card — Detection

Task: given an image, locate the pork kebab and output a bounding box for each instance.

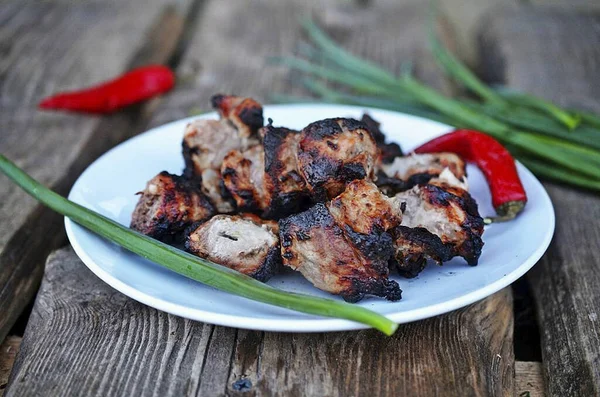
[130,94,485,302]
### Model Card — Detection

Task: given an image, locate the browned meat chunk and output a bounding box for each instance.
[389,226,451,278]
[222,125,313,219]
[263,125,312,217]
[360,113,403,164]
[130,172,214,241]
[182,94,264,212]
[379,153,468,193]
[186,214,280,282]
[395,184,484,265]
[327,178,403,235]
[211,94,264,138]
[279,180,402,302]
[297,118,378,201]
[221,145,268,212]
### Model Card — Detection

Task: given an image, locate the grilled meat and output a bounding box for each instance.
[327,178,403,235]
[297,118,378,201]
[360,113,403,164]
[211,94,264,139]
[221,145,268,212]
[389,226,452,278]
[182,94,264,212]
[396,184,484,265]
[279,180,402,302]
[220,126,310,218]
[130,171,215,241]
[262,125,312,217]
[380,153,467,193]
[186,214,280,282]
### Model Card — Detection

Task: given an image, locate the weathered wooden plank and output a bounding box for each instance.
[7,0,515,395]
[515,361,545,397]
[526,0,600,10]
[148,0,467,127]
[0,336,21,397]
[7,247,514,397]
[478,7,600,396]
[0,0,196,344]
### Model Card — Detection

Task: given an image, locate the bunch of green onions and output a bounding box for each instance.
[0,155,398,335]
[273,19,600,191]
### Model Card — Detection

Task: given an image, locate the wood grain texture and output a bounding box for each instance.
[5,0,515,395]
[149,0,470,127]
[0,0,195,344]
[526,0,600,10]
[0,336,21,397]
[7,247,514,397]
[478,7,600,396]
[515,361,545,397]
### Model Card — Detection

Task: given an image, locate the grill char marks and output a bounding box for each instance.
[186,214,281,282]
[130,171,215,242]
[390,226,452,278]
[279,180,402,302]
[211,94,264,138]
[262,125,312,218]
[360,113,403,164]
[182,94,264,213]
[221,145,267,212]
[380,153,467,194]
[297,118,378,202]
[397,184,484,266]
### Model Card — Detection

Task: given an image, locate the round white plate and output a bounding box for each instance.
[66,104,555,332]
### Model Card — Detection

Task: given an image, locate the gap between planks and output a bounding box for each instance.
[0,0,205,345]
[0,336,21,397]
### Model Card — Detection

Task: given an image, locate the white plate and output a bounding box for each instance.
[65,104,555,332]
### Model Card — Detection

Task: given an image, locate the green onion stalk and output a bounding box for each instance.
[273,19,600,191]
[0,154,398,336]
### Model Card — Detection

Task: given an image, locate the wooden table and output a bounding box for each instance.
[1,1,599,396]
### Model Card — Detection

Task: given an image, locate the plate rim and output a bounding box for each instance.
[65,103,556,332]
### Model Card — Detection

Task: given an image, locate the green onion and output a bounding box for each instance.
[0,154,398,336]
[273,18,600,191]
[493,91,581,130]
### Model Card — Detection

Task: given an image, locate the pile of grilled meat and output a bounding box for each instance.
[130,95,484,303]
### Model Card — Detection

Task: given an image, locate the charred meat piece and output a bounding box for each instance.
[182,95,264,212]
[396,184,484,265]
[222,124,313,219]
[130,172,215,241]
[221,145,268,212]
[360,113,403,164]
[380,153,467,192]
[297,118,378,201]
[182,120,247,213]
[389,226,452,278]
[262,125,312,218]
[211,94,264,138]
[327,179,403,235]
[279,180,402,302]
[186,214,281,282]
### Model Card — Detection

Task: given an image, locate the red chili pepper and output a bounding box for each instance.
[39,65,175,114]
[415,129,527,223]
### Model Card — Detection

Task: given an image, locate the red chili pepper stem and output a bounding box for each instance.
[483,200,526,224]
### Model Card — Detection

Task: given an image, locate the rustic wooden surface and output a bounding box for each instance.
[0,1,519,395]
[0,336,21,397]
[0,0,198,344]
[2,0,600,395]
[479,8,600,396]
[514,362,545,397]
[6,247,514,397]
